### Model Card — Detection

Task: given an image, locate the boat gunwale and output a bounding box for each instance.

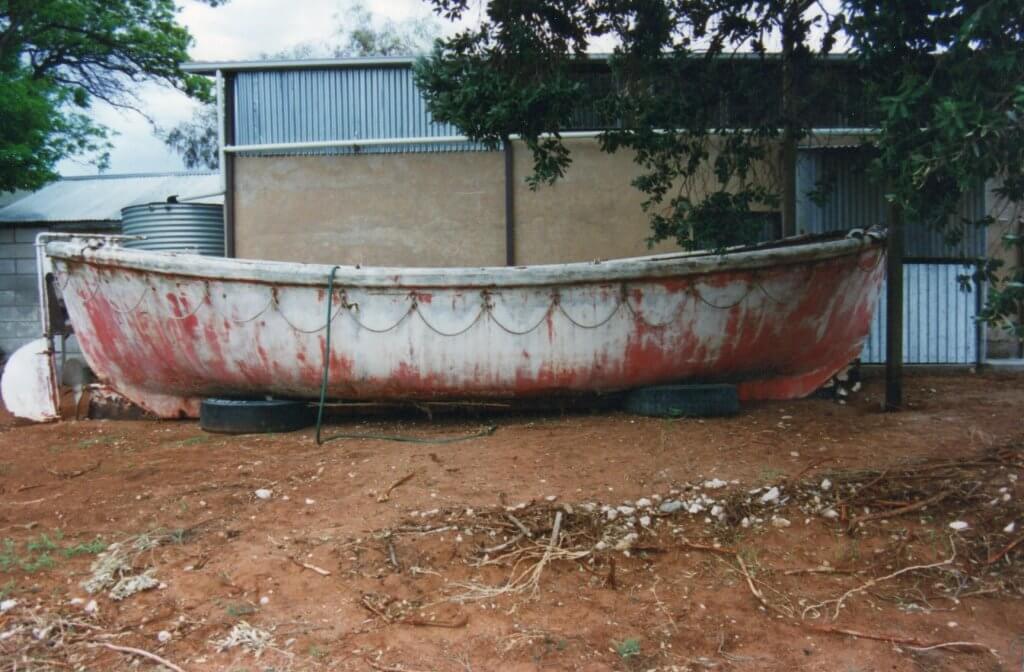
[45,233,884,290]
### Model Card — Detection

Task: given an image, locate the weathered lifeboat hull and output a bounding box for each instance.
[45,232,886,418]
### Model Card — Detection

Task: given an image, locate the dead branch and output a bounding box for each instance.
[387,539,401,572]
[46,462,101,480]
[848,489,954,531]
[985,531,1024,565]
[400,614,468,628]
[90,642,187,672]
[506,513,534,538]
[736,554,791,618]
[805,624,994,655]
[802,553,955,620]
[679,539,736,556]
[289,556,331,576]
[377,472,416,503]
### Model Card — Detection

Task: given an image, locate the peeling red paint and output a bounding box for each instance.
[50,240,886,418]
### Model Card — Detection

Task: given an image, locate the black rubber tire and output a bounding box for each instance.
[199,398,314,434]
[623,384,740,418]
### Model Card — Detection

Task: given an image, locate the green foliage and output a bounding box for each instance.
[844,0,1024,333]
[1,532,106,573]
[0,0,225,191]
[615,637,641,659]
[416,0,843,250]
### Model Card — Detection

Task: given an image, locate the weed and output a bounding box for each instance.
[615,638,641,659]
[26,532,60,554]
[62,538,107,558]
[759,467,785,483]
[225,602,257,619]
[308,645,328,659]
[0,539,16,571]
[0,580,15,598]
[174,435,213,447]
[20,553,55,573]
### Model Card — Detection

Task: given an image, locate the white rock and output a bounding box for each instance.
[740,517,751,528]
[820,478,832,491]
[821,508,839,519]
[0,599,17,613]
[759,487,780,504]
[304,498,315,505]
[789,451,800,458]
[771,517,791,528]
[635,497,652,508]
[948,520,969,531]
[157,630,172,643]
[1004,522,1017,534]
[84,599,98,614]
[606,508,619,521]
[702,479,727,490]
[639,515,651,527]
[617,506,636,516]
[614,533,639,551]
[594,540,608,551]
[254,489,272,500]
[259,596,270,605]
[659,500,683,514]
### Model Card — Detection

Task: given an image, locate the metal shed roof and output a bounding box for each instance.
[0,172,222,224]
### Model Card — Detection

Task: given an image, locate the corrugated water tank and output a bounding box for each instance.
[120,202,224,256]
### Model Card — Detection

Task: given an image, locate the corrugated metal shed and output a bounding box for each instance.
[797,148,986,259]
[234,67,483,154]
[861,264,979,364]
[0,172,222,224]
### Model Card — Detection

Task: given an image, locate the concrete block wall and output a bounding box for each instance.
[0,226,43,358]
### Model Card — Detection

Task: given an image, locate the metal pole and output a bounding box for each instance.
[503,138,515,266]
[885,201,904,410]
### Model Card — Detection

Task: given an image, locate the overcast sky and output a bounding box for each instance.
[57,0,461,177]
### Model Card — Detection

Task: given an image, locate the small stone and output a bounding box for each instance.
[635,497,652,508]
[740,517,751,528]
[639,515,651,527]
[157,630,172,643]
[821,508,839,519]
[702,479,727,490]
[771,516,791,528]
[259,596,270,605]
[617,505,636,516]
[710,505,724,518]
[820,478,832,491]
[948,520,969,531]
[606,508,619,521]
[789,451,800,458]
[304,498,315,505]
[84,599,98,614]
[659,500,683,514]
[1004,522,1016,534]
[544,495,557,502]
[947,621,958,628]
[759,487,780,504]
[254,489,272,500]
[0,599,17,613]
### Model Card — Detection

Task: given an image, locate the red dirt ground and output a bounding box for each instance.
[1,370,1023,671]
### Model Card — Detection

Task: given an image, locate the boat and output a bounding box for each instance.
[2,229,886,420]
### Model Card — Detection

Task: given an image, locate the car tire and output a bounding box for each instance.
[199,398,314,434]
[623,384,740,418]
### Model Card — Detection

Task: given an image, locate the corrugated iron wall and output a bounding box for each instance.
[234,67,483,154]
[861,264,979,364]
[797,148,986,259]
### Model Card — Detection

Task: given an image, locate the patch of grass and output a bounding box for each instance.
[224,602,257,619]
[615,638,641,659]
[0,580,16,598]
[173,435,214,447]
[75,435,121,450]
[1,531,105,574]
[308,644,328,659]
[759,467,786,483]
[62,538,106,558]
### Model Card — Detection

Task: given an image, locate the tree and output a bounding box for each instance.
[414,0,845,250]
[842,0,1024,343]
[0,0,224,192]
[163,1,441,169]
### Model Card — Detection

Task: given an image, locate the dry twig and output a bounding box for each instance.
[377,472,416,502]
[91,642,187,672]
